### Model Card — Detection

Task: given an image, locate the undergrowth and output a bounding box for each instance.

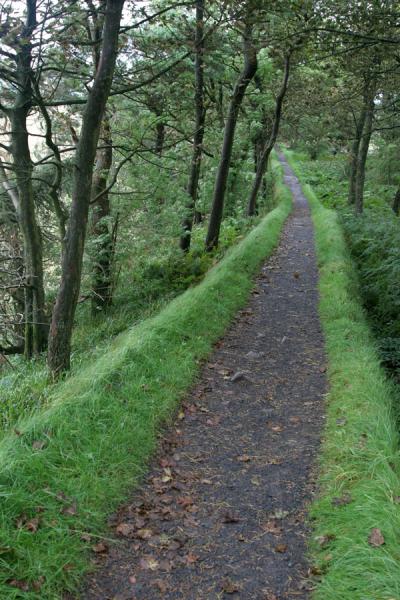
[0,173,291,598]
[285,150,400,600]
[0,177,278,435]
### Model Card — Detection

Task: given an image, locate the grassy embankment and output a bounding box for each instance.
[285,150,400,600]
[0,165,291,599]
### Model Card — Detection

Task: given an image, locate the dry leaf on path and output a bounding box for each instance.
[139,556,159,571]
[92,542,108,553]
[116,522,135,537]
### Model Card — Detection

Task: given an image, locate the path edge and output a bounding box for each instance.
[284,150,400,600]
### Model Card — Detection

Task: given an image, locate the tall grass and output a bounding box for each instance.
[0,176,291,599]
[285,150,400,600]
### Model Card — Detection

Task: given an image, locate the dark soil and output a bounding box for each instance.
[82,157,327,600]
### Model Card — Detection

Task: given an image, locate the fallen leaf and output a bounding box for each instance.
[8,579,29,592]
[221,578,240,594]
[116,522,135,537]
[61,502,77,516]
[154,579,167,592]
[92,542,108,553]
[177,411,185,420]
[222,511,240,523]
[25,517,39,533]
[185,552,199,564]
[177,496,194,508]
[136,528,153,540]
[129,575,137,584]
[332,493,352,507]
[230,371,247,383]
[315,534,335,548]
[32,440,46,450]
[139,556,159,571]
[274,543,287,553]
[206,416,221,426]
[237,454,251,462]
[262,520,282,535]
[368,528,385,547]
[161,467,173,483]
[271,509,289,519]
[32,577,45,591]
[267,422,284,432]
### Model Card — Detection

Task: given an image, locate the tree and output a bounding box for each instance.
[247,50,292,216]
[180,0,206,252]
[47,0,125,375]
[205,13,258,251]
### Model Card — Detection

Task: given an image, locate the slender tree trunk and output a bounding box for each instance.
[0,165,25,345]
[247,51,291,216]
[205,23,257,251]
[47,0,125,376]
[180,0,206,252]
[11,110,47,357]
[155,120,165,157]
[354,88,375,215]
[348,104,368,205]
[90,115,114,314]
[392,186,400,215]
[8,0,47,357]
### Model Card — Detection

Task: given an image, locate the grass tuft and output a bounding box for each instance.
[285,150,400,600]
[0,173,291,599]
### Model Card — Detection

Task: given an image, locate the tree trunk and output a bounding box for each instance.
[392,186,400,215]
[155,120,165,157]
[354,88,375,215]
[9,0,47,357]
[180,0,206,252]
[47,0,125,376]
[348,104,368,205]
[90,115,114,314]
[205,23,257,251]
[247,51,291,217]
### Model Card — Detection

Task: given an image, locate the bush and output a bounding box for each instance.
[342,209,400,372]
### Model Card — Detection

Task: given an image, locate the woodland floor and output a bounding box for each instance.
[81,159,327,600]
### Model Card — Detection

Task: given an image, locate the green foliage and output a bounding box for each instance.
[285,151,400,600]
[0,183,291,599]
[343,210,400,370]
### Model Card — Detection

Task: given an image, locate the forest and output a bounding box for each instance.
[0,0,400,598]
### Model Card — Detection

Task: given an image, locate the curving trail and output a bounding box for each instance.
[82,156,327,600]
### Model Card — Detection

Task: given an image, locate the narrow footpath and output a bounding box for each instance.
[83,157,327,600]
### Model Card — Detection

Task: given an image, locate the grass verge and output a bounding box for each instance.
[0,174,291,599]
[285,150,400,600]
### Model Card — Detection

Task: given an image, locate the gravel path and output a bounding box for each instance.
[82,156,327,600]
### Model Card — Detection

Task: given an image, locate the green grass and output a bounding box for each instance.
[0,175,291,598]
[0,174,278,435]
[285,150,400,600]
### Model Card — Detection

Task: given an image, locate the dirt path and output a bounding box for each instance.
[82,157,327,600]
